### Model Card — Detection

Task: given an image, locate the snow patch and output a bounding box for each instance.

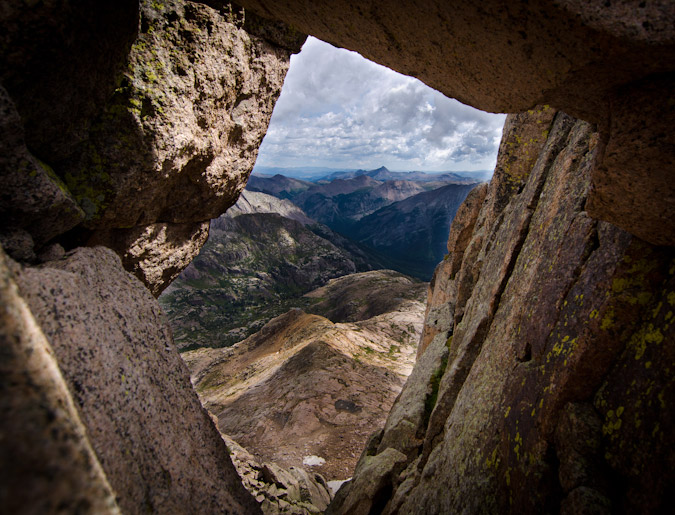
[302,455,326,467]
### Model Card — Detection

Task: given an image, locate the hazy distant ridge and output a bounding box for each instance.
[253,164,492,182]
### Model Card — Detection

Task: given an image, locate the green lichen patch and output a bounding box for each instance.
[423,350,449,427]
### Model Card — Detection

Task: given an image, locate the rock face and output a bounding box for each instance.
[88,220,211,298]
[11,247,260,513]
[1,1,305,509]
[0,247,120,514]
[237,0,675,246]
[1,0,303,295]
[182,271,427,480]
[418,182,487,357]
[329,108,675,513]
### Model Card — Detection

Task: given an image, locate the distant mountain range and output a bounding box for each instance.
[319,165,484,184]
[350,182,477,278]
[247,167,481,278]
[161,167,484,349]
[252,164,493,182]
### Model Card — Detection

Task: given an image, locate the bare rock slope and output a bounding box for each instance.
[10,246,260,513]
[182,270,427,481]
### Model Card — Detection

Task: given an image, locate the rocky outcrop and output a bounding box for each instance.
[1,0,303,295]
[11,247,260,514]
[237,0,675,246]
[183,272,426,480]
[226,190,315,225]
[330,108,675,513]
[418,183,487,356]
[224,435,332,514]
[88,221,211,297]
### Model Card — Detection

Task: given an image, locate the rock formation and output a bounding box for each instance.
[1,0,674,513]
[328,108,675,514]
[10,246,260,513]
[223,435,333,515]
[0,248,120,514]
[1,0,304,295]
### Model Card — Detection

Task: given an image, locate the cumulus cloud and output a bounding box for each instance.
[256,37,507,172]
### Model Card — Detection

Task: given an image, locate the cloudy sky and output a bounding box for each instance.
[255,37,507,173]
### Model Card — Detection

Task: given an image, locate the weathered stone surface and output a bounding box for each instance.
[0,85,84,254]
[237,0,675,118]
[88,220,210,297]
[13,247,260,514]
[377,333,450,460]
[57,0,299,230]
[418,183,487,356]
[334,109,675,514]
[0,247,120,514]
[587,74,675,246]
[417,259,454,358]
[326,448,407,515]
[445,182,488,275]
[1,0,302,292]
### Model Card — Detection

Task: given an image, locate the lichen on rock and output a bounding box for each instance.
[1,0,304,294]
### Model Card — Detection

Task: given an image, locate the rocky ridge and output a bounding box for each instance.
[223,435,332,515]
[182,270,427,481]
[226,190,315,224]
[160,194,386,349]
